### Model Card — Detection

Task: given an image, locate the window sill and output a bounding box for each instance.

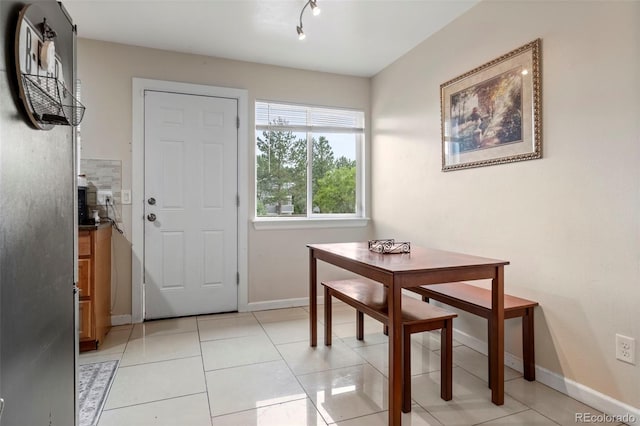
[252,217,370,230]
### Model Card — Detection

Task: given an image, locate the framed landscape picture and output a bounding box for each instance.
[441,39,542,171]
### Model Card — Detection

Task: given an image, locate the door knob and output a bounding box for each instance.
[148,197,156,205]
[147,213,157,222]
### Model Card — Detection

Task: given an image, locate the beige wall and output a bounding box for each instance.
[77,39,372,316]
[371,0,639,408]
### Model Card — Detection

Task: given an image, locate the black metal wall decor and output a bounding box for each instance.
[14,3,85,129]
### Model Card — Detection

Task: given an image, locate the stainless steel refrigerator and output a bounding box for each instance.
[0,1,77,424]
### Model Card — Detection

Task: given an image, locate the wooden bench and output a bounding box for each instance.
[322,279,457,412]
[407,282,538,387]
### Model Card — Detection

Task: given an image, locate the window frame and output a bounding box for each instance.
[253,100,368,229]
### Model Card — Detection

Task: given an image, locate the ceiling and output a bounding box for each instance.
[61,0,478,77]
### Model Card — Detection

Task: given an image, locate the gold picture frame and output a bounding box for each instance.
[441,39,542,171]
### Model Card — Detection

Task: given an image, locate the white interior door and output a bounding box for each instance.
[144,90,238,319]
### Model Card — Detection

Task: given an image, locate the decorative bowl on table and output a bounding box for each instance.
[368,239,411,254]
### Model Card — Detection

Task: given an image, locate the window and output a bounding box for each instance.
[255,101,365,221]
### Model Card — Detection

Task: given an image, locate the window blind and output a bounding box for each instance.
[256,101,364,134]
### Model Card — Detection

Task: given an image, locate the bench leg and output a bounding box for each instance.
[441,319,453,401]
[324,286,332,346]
[487,318,493,389]
[357,311,364,341]
[403,327,412,413]
[523,308,535,381]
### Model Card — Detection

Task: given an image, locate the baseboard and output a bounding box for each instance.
[246,296,324,312]
[452,329,639,425]
[534,365,639,425]
[111,314,132,326]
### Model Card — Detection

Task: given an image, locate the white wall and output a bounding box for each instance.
[371,0,639,408]
[77,39,372,315]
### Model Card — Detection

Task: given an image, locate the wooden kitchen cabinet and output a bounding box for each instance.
[78,225,112,351]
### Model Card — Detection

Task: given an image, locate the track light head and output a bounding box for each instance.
[310,0,321,16]
[296,25,306,40]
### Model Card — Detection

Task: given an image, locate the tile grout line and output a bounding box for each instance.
[117,354,203,369]
[100,391,209,413]
[97,323,135,408]
[196,314,215,426]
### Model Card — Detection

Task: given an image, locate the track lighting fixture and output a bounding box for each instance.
[296,0,320,40]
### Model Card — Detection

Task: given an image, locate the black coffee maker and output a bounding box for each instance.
[78,186,89,225]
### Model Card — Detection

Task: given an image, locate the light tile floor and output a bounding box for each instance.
[80,305,624,426]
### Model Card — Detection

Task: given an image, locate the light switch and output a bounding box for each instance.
[122,189,132,205]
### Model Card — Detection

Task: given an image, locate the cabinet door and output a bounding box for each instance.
[78,258,91,298]
[79,300,93,340]
[78,232,92,256]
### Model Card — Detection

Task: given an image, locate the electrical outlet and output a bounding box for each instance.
[616,334,635,364]
[121,189,131,205]
[97,190,112,205]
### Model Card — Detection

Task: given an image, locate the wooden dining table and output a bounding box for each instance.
[307,242,510,426]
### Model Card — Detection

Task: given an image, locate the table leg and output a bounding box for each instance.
[490,266,505,405]
[309,249,317,347]
[388,281,402,425]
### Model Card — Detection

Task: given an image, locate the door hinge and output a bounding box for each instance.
[236,116,240,129]
[236,194,240,207]
[236,272,240,285]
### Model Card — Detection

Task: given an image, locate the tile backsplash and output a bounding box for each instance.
[80,159,122,221]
